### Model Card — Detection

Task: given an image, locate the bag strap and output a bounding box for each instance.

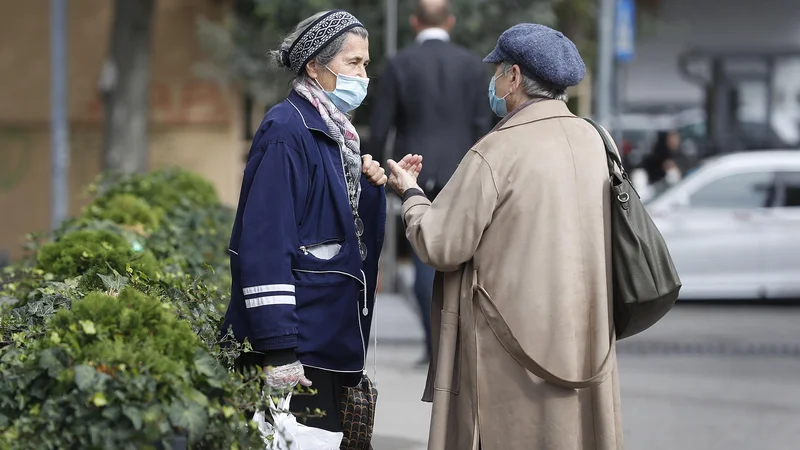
[583,118,624,176]
[583,117,644,201]
[468,117,619,389]
[474,281,615,390]
[491,115,623,177]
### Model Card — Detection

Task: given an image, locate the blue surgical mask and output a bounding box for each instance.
[318,66,369,113]
[488,72,510,117]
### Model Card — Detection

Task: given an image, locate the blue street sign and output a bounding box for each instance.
[615,0,635,62]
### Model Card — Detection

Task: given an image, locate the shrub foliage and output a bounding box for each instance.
[0,168,265,449]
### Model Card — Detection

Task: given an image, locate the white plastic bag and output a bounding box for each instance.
[254,392,343,450]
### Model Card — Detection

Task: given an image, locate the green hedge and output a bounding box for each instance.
[0,168,266,449]
[36,229,161,291]
[82,194,163,232]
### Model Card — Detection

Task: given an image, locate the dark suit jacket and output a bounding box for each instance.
[368,38,492,193]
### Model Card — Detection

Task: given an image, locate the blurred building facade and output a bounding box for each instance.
[0,0,246,260]
[624,0,800,146]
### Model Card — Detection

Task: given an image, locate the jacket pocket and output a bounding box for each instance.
[292,270,366,372]
[299,239,343,261]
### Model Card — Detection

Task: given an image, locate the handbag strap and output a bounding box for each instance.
[583,117,644,201]
[582,117,629,179]
[471,116,620,389]
[474,278,615,390]
[496,115,623,178]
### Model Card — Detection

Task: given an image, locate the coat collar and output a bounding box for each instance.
[416,27,450,44]
[497,100,575,131]
[286,89,332,136]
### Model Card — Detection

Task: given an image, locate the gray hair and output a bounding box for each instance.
[268,11,369,80]
[501,62,569,102]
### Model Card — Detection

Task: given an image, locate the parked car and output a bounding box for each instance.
[645,150,800,300]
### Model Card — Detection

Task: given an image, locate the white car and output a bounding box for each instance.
[645,150,800,300]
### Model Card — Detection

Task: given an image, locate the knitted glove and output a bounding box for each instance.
[265,360,313,391]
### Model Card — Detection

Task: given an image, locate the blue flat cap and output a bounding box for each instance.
[484,23,586,88]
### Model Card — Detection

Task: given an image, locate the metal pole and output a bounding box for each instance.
[596,0,616,129]
[381,0,400,293]
[50,0,70,230]
[613,61,624,145]
[386,0,398,58]
[765,57,775,127]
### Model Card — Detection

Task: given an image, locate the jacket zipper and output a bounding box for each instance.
[330,140,367,317]
[290,104,370,375]
[304,125,358,235]
[329,133,369,377]
[298,238,343,256]
[293,268,369,373]
[361,269,370,377]
[303,131,363,314]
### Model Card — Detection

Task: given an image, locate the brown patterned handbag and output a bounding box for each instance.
[339,374,378,449]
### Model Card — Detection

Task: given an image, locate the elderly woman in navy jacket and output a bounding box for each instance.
[222,10,387,432]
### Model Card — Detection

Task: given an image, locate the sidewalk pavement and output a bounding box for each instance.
[369,345,430,450]
[373,292,426,346]
[369,297,800,450]
[370,293,430,450]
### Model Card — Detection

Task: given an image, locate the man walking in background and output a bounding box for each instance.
[369,0,491,366]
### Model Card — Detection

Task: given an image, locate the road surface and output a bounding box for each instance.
[371,294,800,450]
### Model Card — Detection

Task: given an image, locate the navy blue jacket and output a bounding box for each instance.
[223,90,386,373]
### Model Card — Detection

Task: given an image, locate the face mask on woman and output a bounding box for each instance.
[488,71,510,117]
[318,66,370,113]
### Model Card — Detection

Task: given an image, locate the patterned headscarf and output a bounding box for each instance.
[282,10,365,75]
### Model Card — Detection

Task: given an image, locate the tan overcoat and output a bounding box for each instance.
[402,100,624,450]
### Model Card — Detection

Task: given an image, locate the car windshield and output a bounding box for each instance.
[677,122,706,141]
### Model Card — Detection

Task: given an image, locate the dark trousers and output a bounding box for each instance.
[412,249,435,359]
[290,367,350,432]
[236,354,359,432]
[411,185,440,361]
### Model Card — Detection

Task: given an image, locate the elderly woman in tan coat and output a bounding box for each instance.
[386,23,623,450]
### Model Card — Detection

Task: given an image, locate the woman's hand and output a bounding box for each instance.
[362,154,388,187]
[264,360,313,391]
[387,154,423,197]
